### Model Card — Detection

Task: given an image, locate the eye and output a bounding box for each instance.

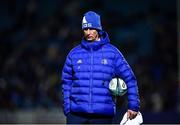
[84,28,88,31]
[84,28,94,31]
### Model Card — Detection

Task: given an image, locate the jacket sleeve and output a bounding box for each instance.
[114,50,140,112]
[61,53,73,116]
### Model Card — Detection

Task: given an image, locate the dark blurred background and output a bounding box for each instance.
[0,0,179,124]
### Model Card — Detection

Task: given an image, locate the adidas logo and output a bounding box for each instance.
[77,59,82,64]
[82,16,92,28]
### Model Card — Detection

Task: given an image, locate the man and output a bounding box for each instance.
[61,11,140,124]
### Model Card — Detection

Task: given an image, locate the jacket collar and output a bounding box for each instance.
[81,31,110,50]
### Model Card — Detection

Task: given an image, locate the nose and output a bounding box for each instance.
[86,29,91,34]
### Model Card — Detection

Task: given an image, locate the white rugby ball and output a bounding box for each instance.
[109,77,127,96]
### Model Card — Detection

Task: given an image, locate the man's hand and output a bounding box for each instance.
[127,109,138,120]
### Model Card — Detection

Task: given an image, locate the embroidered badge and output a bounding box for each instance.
[101,59,108,65]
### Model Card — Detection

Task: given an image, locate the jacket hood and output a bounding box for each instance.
[81,31,110,50]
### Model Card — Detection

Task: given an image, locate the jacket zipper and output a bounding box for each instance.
[90,48,93,112]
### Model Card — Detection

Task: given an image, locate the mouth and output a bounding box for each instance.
[87,35,93,39]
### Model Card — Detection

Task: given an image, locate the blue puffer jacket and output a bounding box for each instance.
[61,31,140,116]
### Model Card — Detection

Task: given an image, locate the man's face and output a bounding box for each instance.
[83,28,99,42]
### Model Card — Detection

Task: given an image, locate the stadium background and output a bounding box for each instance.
[0,0,179,124]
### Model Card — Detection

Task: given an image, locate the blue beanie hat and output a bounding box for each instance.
[82,11,102,30]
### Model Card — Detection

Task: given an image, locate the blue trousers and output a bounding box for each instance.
[66,112,113,124]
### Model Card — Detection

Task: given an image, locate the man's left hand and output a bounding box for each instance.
[127,109,138,120]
